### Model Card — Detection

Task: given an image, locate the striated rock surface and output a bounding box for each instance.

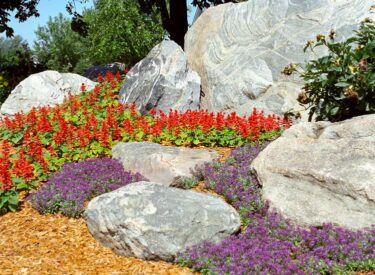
[85,181,241,261]
[185,0,374,117]
[252,114,375,230]
[0,70,96,117]
[112,142,219,187]
[119,41,200,115]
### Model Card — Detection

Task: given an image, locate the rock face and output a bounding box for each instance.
[0,70,96,117]
[185,0,374,117]
[85,181,241,261]
[252,114,375,230]
[84,62,126,81]
[119,41,200,115]
[112,142,219,187]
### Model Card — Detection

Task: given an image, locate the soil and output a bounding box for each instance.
[0,147,233,275]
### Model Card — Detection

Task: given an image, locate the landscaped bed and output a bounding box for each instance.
[0,73,374,274]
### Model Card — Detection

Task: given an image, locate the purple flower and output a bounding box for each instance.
[179,143,374,274]
[28,157,147,217]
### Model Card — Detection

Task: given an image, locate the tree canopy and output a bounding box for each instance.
[0,0,242,48]
[0,0,40,37]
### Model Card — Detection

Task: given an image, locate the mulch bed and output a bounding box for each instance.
[0,147,232,275]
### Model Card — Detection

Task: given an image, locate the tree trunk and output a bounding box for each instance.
[169,0,188,49]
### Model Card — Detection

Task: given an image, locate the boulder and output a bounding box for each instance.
[112,142,219,187]
[185,0,374,117]
[84,62,126,81]
[0,70,96,117]
[252,114,375,230]
[85,181,241,261]
[119,41,200,115]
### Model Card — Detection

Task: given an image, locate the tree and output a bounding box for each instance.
[82,0,165,66]
[0,36,45,103]
[0,0,40,37]
[69,0,241,49]
[33,13,90,74]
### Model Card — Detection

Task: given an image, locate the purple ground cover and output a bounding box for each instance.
[28,157,147,217]
[179,143,375,274]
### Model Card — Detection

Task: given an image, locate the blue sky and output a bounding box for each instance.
[1,0,92,45]
[1,0,196,46]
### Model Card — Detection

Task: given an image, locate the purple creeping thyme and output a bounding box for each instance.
[28,157,147,217]
[179,143,375,274]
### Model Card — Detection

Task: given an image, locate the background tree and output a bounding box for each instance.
[70,0,242,49]
[82,0,165,66]
[0,0,40,37]
[0,35,45,104]
[33,13,90,74]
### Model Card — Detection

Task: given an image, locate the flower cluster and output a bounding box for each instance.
[28,157,147,217]
[178,144,375,274]
[0,72,290,213]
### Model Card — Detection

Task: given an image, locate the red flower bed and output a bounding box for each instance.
[0,72,290,213]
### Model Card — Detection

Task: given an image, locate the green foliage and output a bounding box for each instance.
[0,0,39,37]
[333,259,375,274]
[0,36,44,105]
[179,177,200,189]
[82,0,165,65]
[33,13,91,74]
[0,188,19,214]
[287,19,375,122]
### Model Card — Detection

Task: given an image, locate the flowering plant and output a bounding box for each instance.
[284,19,375,122]
[0,70,289,213]
[28,157,146,218]
[178,144,375,274]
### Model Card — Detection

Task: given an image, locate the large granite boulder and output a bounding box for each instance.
[0,70,96,117]
[85,181,241,261]
[185,0,374,117]
[112,142,219,187]
[119,41,200,115]
[84,62,126,81]
[252,114,375,230]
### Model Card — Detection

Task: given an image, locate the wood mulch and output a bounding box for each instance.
[0,147,232,275]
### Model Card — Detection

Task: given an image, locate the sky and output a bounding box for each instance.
[1,0,92,45]
[1,0,197,46]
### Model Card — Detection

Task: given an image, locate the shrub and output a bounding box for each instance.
[0,36,45,104]
[33,13,91,74]
[178,144,375,274]
[82,0,165,66]
[285,19,375,122]
[28,157,147,218]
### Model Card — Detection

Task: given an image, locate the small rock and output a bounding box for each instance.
[85,181,241,261]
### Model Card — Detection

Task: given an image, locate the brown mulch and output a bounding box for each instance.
[0,147,232,275]
[0,202,196,275]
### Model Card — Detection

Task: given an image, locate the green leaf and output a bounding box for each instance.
[10,131,24,143]
[334,82,349,87]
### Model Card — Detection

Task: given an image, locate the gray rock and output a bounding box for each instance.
[185,0,374,117]
[85,181,241,261]
[84,62,126,81]
[119,41,200,115]
[112,142,219,187]
[252,114,375,230]
[0,70,97,117]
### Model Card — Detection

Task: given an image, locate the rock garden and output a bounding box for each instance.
[1,0,375,274]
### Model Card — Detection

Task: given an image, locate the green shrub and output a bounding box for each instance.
[285,19,375,122]
[0,36,45,105]
[33,13,91,74]
[82,0,165,66]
